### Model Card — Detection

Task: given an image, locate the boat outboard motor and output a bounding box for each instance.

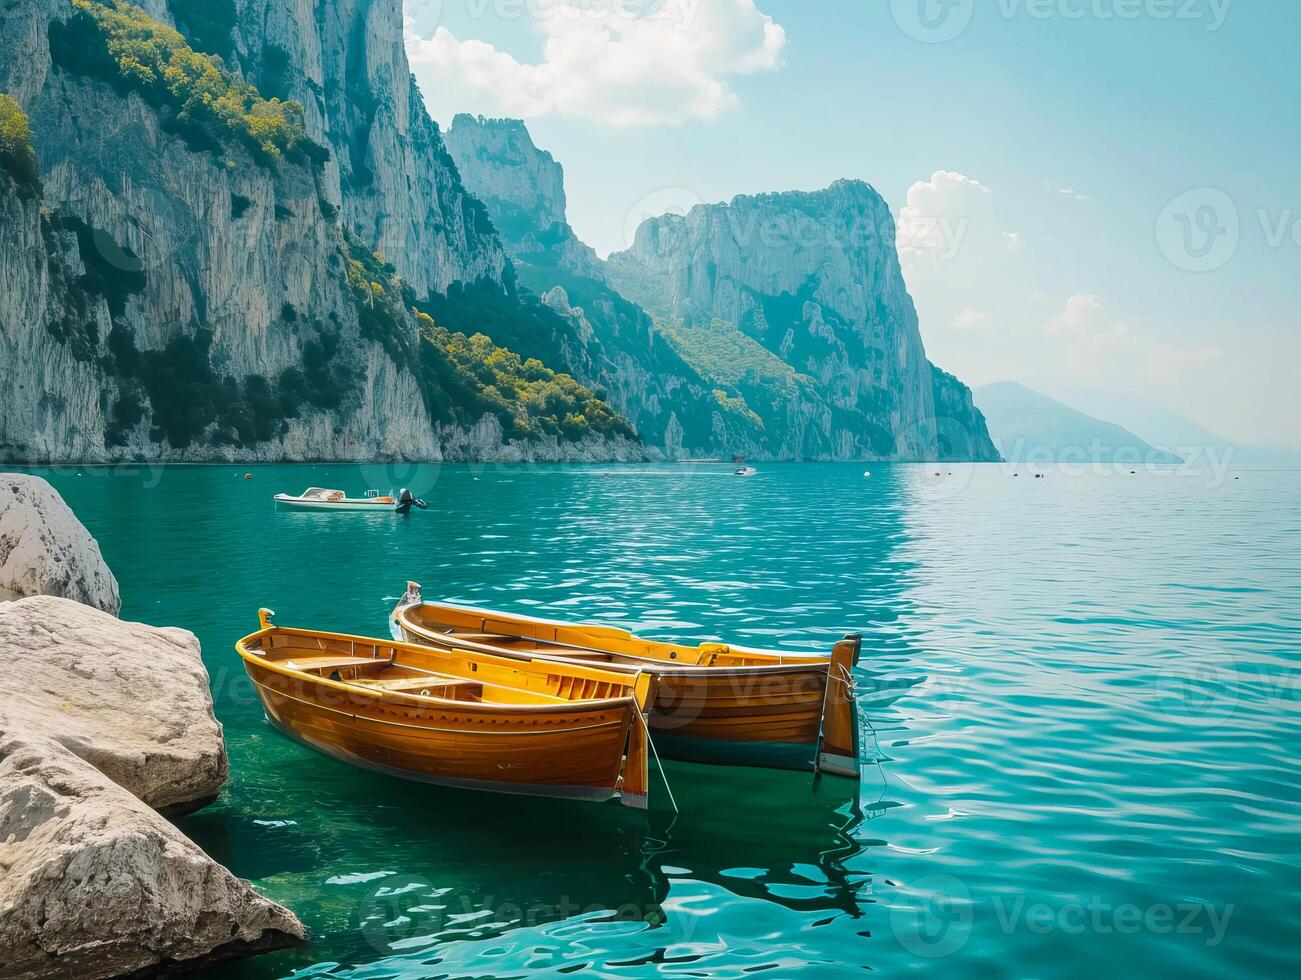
[395,487,428,514]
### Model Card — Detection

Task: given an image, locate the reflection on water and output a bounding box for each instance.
[20,461,1301,978]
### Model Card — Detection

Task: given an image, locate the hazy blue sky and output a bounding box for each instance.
[405,0,1299,450]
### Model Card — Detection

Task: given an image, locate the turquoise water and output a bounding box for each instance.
[20,461,1300,978]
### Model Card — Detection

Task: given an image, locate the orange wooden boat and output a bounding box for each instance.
[237,610,655,808]
[390,586,861,779]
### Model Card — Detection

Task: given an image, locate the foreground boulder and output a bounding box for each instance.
[0,734,305,979]
[0,476,120,615]
[0,597,304,977]
[0,596,226,811]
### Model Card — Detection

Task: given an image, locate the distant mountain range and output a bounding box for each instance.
[974,382,1183,463]
[1043,386,1301,467]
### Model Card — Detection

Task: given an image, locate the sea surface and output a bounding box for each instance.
[21,461,1301,978]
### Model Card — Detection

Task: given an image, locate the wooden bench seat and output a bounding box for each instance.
[282,655,386,673]
[526,646,612,661]
[355,675,483,699]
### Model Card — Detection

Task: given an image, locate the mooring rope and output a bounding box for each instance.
[637,707,679,815]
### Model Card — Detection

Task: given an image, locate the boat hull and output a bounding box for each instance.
[241,651,640,806]
[643,665,827,757]
[392,605,861,779]
[273,496,393,512]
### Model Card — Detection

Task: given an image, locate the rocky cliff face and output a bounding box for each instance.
[445,114,729,458]
[446,114,998,461]
[2,1,993,463]
[208,1,509,297]
[444,115,602,279]
[0,0,636,462]
[607,180,1000,461]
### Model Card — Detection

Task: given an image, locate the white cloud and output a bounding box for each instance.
[1046,293,1126,343]
[951,307,993,330]
[405,0,787,126]
[1043,294,1219,382]
[896,170,992,261]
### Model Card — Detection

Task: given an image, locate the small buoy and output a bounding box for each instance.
[933,472,941,477]
[863,471,871,478]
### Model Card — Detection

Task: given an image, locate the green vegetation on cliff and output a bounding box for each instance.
[0,93,38,192]
[417,314,634,443]
[104,311,359,449]
[656,316,803,391]
[340,235,634,444]
[50,0,327,166]
[416,275,592,374]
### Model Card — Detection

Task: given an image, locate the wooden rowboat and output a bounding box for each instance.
[237,610,655,808]
[390,587,861,779]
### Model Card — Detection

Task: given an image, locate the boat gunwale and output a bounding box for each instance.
[237,626,645,715]
[396,602,835,678]
[249,677,635,735]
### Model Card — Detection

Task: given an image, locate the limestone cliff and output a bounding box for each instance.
[446,116,997,461]
[444,114,602,279]
[0,0,637,462]
[607,180,999,460]
[445,114,730,457]
[206,1,509,296]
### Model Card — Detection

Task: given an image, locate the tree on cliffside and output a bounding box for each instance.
[0,92,38,191]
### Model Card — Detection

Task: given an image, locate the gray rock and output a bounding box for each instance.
[0,732,303,980]
[0,595,224,810]
[0,596,304,977]
[0,476,120,615]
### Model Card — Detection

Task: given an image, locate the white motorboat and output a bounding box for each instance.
[273,488,427,513]
[734,466,758,477]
